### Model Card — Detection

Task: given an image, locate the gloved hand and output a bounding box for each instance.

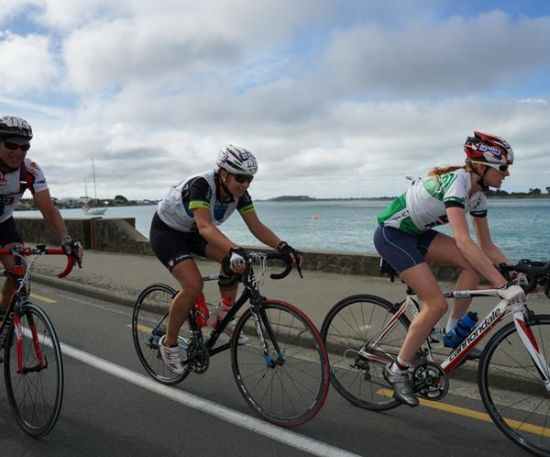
[61,235,83,267]
[277,241,302,265]
[228,247,247,273]
[498,284,526,304]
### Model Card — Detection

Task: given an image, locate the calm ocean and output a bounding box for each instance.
[14,198,550,262]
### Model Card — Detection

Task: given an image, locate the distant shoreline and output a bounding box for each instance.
[261,194,550,202]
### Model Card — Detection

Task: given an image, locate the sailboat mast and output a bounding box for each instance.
[91,158,98,200]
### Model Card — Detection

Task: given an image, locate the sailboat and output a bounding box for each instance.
[82,158,107,216]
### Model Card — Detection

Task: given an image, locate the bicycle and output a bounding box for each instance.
[132,251,330,427]
[0,244,75,437]
[321,258,550,456]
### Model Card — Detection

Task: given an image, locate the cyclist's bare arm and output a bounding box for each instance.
[447,206,506,287]
[193,207,239,256]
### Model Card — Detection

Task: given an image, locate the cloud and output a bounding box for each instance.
[322,10,550,97]
[3,3,550,200]
[0,31,59,92]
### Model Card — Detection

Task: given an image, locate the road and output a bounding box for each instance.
[0,283,533,457]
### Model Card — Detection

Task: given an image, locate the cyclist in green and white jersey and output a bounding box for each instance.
[374,131,526,407]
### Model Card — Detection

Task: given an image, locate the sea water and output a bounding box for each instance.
[15,198,550,261]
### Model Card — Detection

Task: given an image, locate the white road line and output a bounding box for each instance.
[59,342,362,457]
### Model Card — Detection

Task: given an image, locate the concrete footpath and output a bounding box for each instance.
[32,249,550,386]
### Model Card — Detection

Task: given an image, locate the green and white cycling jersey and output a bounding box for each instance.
[377,169,487,235]
[157,169,255,232]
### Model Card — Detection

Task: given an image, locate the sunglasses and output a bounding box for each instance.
[3,141,31,152]
[232,174,254,183]
[484,162,509,173]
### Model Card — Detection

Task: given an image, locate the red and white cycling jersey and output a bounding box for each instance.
[0,158,48,223]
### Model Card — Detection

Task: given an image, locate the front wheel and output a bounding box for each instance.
[3,303,63,437]
[479,314,550,457]
[231,300,330,427]
[320,294,412,411]
[132,283,191,385]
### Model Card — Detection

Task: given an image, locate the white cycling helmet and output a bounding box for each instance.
[216,144,258,175]
[0,115,33,140]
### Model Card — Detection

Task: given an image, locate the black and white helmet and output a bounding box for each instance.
[216,144,258,175]
[0,115,33,140]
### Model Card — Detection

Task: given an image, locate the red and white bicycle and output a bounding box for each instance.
[321,259,550,456]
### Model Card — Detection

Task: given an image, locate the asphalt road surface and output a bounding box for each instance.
[0,283,535,457]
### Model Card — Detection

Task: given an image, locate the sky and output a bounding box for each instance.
[2,0,550,200]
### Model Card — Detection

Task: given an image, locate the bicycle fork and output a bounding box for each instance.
[514,311,550,391]
[251,307,285,368]
[13,310,47,374]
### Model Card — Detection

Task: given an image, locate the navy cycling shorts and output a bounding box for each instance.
[373,225,439,275]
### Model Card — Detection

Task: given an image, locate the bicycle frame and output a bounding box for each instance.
[0,245,73,373]
[188,257,285,366]
[366,287,550,382]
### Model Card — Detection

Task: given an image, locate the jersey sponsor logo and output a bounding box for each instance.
[449,307,502,361]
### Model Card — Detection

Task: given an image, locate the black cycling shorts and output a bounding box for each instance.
[149,212,207,271]
[0,217,23,247]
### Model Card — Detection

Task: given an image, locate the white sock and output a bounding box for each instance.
[446,318,459,334]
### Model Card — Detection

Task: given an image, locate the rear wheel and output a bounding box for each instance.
[231,300,330,427]
[132,283,191,384]
[4,303,63,437]
[479,314,550,457]
[321,294,412,411]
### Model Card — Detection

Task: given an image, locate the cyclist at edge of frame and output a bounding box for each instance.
[373,131,526,407]
[0,115,83,317]
[150,144,301,374]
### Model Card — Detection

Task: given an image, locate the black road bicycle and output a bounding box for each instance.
[132,252,330,427]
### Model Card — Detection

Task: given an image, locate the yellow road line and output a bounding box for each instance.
[30,293,56,304]
[378,388,550,437]
[134,323,152,333]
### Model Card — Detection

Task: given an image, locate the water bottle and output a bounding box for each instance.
[194,293,209,329]
[444,311,478,348]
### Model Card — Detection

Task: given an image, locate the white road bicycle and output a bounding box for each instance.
[321,259,550,457]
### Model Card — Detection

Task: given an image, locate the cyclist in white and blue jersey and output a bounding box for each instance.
[374,131,526,407]
[150,145,300,374]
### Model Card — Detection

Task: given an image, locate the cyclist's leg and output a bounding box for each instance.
[399,264,448,362]
[374,226,447,406]
[203,243,245,340]
[424,232,480,322]
[150,214,205,344]
[164,260,203,345]
[0,218,24,308]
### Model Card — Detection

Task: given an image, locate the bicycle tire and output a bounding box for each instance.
[231,299,330,427]
[3,303,63,437]
[320,294,412,411]
[478,314,550,457]
[132,283,191,385]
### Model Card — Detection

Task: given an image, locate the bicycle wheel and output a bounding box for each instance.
[132,283,191,385]
[3,303,63,437]
[479,314,550,457]
[231,299,330,427]
[320,294,412,411]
